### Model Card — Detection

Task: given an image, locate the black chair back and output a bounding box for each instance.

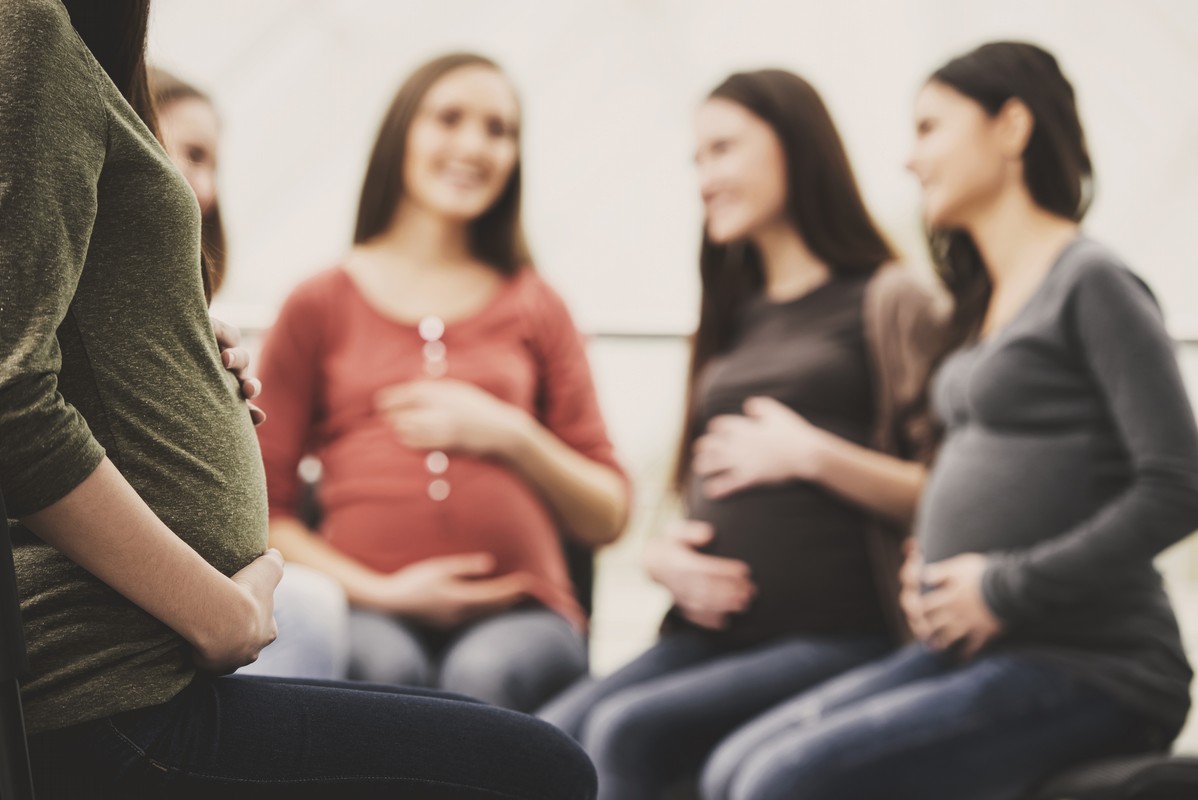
[0,490,36,799]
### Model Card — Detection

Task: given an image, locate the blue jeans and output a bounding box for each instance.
[538,630,888,800]
[701,643,1158,800]
[348,606,589,712]
[28,674,597,799]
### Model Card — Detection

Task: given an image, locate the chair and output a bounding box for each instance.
[1029,753,1198,800]
[0,489,36,799]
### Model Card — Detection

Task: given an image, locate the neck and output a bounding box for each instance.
[368,201,473,267]
[967,189,1080,289]
[751,219,831,301]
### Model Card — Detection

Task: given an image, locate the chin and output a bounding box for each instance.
[706,220,750,245]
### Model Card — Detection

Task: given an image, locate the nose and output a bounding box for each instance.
[453,119,490,159]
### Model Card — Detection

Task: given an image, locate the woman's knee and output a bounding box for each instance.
[578,688,670,773]
[439,612,587,711]
[347,611,433,686]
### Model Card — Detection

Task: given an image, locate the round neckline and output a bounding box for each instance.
[755,272,860,311]
[336,264,524,333]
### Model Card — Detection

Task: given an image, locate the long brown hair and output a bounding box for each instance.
[674,69,896,490]
[149,67,228,298]
[60,0,155,132]
[353,52,530,274]
[62,1,221,304]
[927,42,1093,351]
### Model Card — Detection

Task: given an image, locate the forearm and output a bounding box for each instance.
[503,416,629,548]
[812,435,926,525]
[268,517,389,609]
[22,458,257,657]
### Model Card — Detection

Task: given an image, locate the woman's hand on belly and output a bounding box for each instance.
[921,553,1005,658]
[193,549,283,673]
[212,316,265,426]
[375,379,529,459]
[645,520,757,630]
[360,552,533,629]
[693,397,831,499]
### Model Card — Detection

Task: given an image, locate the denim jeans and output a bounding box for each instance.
[538,630,888,800]
[348,606,589,712]
[701,643,1159,800]
[28,674,597,799]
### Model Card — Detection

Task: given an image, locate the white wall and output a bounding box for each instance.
[149,0,1198,338]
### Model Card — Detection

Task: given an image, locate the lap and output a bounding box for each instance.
[709,644,1140,800]
[439,607,589,711]
[30,674,597,800]
[582,632,887,753]
[345,607,434,685]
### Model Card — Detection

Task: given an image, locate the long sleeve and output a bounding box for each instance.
[525,277,626,477]
[983,261,1198,622]
[0,0,109,516]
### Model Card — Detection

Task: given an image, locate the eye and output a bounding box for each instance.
[486,117,510,138]
[437,108,463,128]
[185,146,210,166]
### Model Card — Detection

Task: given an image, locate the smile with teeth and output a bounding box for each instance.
[439,163,487,189]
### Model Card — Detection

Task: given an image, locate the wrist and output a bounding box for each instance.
[791,428,835,482]
[498,408,538,462]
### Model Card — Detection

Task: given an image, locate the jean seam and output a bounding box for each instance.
[103,719,570,800]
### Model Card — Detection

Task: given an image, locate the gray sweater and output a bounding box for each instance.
[918,236,1198,737]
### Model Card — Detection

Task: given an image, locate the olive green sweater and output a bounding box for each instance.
[0,0,268,734]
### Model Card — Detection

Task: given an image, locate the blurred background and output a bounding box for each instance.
[147,0,1198,746]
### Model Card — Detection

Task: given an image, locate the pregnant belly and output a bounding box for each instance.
[917,426,1107,564]
[686,481,882,641]
[322,461,564,576]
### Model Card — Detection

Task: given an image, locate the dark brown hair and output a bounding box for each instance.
[674,69,896,490]
[61,1,156,131]
[149,67,227,298]
[927,41,1093,350]
[62,1,221,303]
[353,52,530,274]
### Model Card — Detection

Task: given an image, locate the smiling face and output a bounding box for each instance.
[158,96,221,216]
[400,65,520,224]
[694,97,789,244]
[907,80,1021,230]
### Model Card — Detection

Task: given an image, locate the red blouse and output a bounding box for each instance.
[255,266,626,629]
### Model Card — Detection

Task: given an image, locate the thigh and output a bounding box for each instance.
[238,564,350,681]
[583,633,889,784]
[703,642,946,798]
[724,653,1139,800]
[438,607,589,711]
[32,674,598,800]
[537,630,723,738]
[346,607,434,686]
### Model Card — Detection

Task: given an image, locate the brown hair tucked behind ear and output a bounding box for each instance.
[926,41,1093,352]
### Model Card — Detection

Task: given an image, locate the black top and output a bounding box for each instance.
[675,274,886,646]
[920,237,1198,737]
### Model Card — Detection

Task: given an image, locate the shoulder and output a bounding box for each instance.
[1,0,93,80]
[273,266,351,326]
[865,262,952,344]
[510,267,578,324]
[1059,238,1154,300]
[0,0,106,128]
[0,0,72,38]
